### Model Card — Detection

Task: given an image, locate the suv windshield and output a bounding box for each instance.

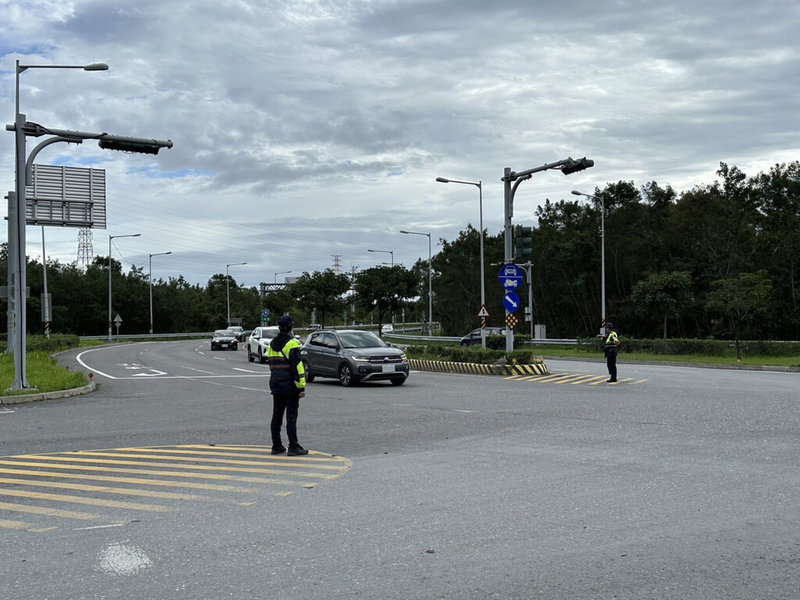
[338,331,386,349]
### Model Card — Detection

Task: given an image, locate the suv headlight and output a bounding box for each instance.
[352,355,370,362]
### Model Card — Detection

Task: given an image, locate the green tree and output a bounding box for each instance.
[705,270,773,361]
[353,265,417,334]
[290,269,351,327]
[630,271,693,339]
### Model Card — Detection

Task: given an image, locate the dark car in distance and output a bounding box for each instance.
[210,329,239,351]
[301,329,409,387]
[459,327,505,346]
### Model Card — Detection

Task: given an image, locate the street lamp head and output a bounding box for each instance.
[83,63,109,71]
[571,190,586,196]
[435,177,450,183]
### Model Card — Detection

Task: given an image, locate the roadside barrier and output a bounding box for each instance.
[408,358,548,376]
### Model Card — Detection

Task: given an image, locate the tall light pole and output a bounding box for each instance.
[108,233,141,341]
[274,270,292,283]
[367,248,394,266]
[572,189,606,334]
[149,251,172,334]
[9,60,108,386]
[436,176,485,348]
[226,262,247,326]
[501,157,594,352]
[400,230,432,335]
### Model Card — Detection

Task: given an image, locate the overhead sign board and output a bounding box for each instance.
[25,164,107,228]
[498,264,523,290]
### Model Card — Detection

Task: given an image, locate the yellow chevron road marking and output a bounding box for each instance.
[0,445,352,534]
[0,488,170,512]
[10,455,340,480]
[0,467,259,493]
[570,375,607,385]
[0,476,238,505]
[0,518,32,530]
[0,500,99,520]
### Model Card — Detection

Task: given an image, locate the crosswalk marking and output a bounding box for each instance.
[0,445,352,534]
[507,372,649,386]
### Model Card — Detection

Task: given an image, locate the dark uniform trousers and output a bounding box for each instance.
[271,393,300,448]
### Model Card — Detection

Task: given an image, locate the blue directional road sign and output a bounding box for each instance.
[503,291,521,313]
[262,309,270,318]
[498,264,524,291]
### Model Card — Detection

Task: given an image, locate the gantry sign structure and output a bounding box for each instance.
[6,116,173,389]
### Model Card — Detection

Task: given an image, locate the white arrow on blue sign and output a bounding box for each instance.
[503,291,521,312]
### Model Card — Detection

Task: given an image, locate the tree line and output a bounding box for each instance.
[2,161,798,341]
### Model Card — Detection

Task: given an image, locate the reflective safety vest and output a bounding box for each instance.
[604,330,620,349]
[267,337,306,394]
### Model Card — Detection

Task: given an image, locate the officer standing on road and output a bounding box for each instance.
[267,314,308,456]
[603,322,621,383]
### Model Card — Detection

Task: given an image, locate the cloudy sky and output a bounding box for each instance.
[2,0,798,289]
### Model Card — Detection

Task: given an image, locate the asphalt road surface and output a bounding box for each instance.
[0,340,798,599]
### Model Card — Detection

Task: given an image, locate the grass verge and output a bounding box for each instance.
[0,351,89,396]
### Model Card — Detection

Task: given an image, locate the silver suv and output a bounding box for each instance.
[301,329,409,387]
[246,326,280,363]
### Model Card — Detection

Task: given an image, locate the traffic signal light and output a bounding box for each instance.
[99,138,172,155]
[515,225,533,259]
[561,157,594,175]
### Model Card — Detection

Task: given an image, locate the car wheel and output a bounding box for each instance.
[247,345,254,362]
[303,361,315,383]
[338,363,354,387]
[258,348,266,364]
[232,343,238,351]
[390,377,406,386]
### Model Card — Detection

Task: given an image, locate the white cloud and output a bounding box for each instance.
[2,0,798,288]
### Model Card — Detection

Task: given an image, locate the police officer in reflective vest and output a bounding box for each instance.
[603,322,621,383]
[267,314,308,456]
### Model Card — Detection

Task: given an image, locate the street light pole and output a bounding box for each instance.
[274,270,292,283]
[367,248,394,266]
[436,176,485,348]
[501,157,594,352]
[400,230,432,335]
[8,60,108,387]
[149,251,172,334]
[108,234,141,341]
[226,262,247,326]
[572,190,606,333]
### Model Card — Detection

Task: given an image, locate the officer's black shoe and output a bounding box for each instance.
[607,378,617,383]
[271,446,287,455]
[287,445,309,456]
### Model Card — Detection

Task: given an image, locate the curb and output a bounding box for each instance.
[408,358,548,376]
[0,381,97,405]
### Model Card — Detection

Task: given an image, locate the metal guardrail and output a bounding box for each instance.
[385,333,578,345]
[82,331,579,346]
[80,332,212,341]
